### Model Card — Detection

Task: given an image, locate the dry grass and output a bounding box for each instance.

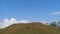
[0,22,60,34]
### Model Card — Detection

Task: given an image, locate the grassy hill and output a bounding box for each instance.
[0,22,60,34]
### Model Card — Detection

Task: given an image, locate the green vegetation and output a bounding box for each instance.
[0,22,60,34]
[50,21,56,27]
[50,21,60,29]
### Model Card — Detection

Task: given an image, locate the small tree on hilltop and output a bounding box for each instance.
[50,21,56,27]
[57,21,60,29]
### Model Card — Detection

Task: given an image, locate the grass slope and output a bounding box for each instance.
[0,22,60,34]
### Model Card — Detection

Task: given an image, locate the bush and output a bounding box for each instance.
[50,21,56,27]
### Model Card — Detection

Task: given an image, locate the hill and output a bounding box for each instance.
[0,22,60,34]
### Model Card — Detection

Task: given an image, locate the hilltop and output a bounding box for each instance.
[0,22,60,34]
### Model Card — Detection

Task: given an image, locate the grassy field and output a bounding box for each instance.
[0,22,60,34]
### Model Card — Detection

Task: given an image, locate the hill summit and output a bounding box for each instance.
[0,22,60,34]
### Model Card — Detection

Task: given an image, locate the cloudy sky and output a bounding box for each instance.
[0,0,60,28]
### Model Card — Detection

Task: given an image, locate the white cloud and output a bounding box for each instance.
[0,18,29,29]
[4,18,10,28]
[50,11,60,15]
[10,18,16,24]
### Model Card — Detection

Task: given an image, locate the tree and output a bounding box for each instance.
[50,21,56,27]
[57,21,60,29]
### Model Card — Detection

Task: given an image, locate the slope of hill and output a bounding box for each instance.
[0,22,60,34]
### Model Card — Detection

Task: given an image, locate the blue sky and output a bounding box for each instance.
[0,0,60,23]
